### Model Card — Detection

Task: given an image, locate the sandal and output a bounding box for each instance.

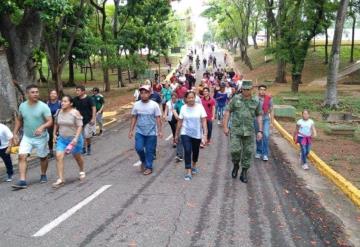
[143,169,152,176]
[52,179,65,188]
[79,172,86,180]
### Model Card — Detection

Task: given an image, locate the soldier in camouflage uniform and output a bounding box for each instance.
[223,80,263,183]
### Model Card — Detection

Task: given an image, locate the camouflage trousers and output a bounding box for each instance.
[230,134,254,169]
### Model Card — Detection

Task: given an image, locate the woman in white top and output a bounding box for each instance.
[175,91,207,181]
[163,93,178,147]
[293,109,317,170]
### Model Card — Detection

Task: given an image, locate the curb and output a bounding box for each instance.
[273,119,360,208]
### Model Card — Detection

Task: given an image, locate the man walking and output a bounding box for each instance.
[92,87,105,136]
[12,85,53,189]
[73,85,96,155]
[223,81,263,183]
[128,85,163,175]
[255,84,274,161]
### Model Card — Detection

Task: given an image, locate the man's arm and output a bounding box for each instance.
[223,110,230,136]
[34,116,53,136]
[256,114,263,141]
[91,106,96,124]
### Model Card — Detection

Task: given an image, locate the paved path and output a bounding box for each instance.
[0,47,354,247]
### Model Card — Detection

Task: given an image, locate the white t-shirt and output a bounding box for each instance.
[170,83,178,91]
[166,100,175,121]
[0,123,13,149]
[179,104,207,139]
[297,119,314,137]
[131,100,162,136]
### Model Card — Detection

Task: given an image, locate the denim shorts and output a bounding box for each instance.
[56,135,84,154]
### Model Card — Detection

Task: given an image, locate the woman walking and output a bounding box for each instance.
[201,87,216,147]
[175,91,207,181]
[163,93,178,147]
[53,95,85,188]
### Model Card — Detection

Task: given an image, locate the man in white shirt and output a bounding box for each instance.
[0,123,14,182]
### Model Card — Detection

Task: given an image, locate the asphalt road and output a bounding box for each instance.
[0,47,352,247]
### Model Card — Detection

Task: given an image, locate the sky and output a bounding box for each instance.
[171,0,209,43]
[107,0,210,43]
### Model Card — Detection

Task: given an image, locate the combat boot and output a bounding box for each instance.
[231,164,239,178]
[239,168,248,183]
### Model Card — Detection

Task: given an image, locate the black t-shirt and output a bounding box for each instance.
[73,95,95,125]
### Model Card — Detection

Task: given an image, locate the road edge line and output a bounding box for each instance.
[273,119,360,208]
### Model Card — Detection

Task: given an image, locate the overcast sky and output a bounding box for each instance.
[171,0,209,42]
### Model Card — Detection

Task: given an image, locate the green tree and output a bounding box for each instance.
[0,0,70,91]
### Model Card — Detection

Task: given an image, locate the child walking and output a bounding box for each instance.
[293,109,317,170]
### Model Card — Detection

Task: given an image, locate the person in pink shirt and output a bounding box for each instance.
[201,87,216,146]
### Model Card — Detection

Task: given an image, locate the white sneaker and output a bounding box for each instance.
[217,120,221,125]
[262,155,269,161]
[255,153,261,159]
[302,163,309,170]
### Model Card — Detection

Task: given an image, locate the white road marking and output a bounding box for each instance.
[133,161,142,167]
[33,185,112,237]
[165,134,173,141]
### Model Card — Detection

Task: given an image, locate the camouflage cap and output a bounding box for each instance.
[242,80,253,90]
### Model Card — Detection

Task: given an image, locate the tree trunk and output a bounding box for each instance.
[0,11,43,92]
[0,48,18,125]
[117,67,125,87]
[38,63,47,84]
[252,32,258,49]
[127,67,132,84]
[350,15,356,63]
[325,0,350,107]
[68,54,75,85]
[88,58,94,81]
[275,60,287,83]
[266,26,270,48]
[291,73,302,93]
[324,29,329,64]
[103,66,110,92]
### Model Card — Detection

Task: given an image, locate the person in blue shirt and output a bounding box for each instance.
[47,89,61,157]
[214,82,228,125]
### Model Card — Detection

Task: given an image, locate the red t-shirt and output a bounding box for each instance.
[176,86,188,99]
[153,83,162,93]
[201,96,216,121]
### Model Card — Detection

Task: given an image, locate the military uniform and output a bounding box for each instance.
[226,80,262,182]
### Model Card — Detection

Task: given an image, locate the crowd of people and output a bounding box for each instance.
[0,47,317,188]
[0,85,105,189]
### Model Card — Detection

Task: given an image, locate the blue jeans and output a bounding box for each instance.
[0,147,13,177]
[216,105,225,121]
[255,117,270,156]
[297,136,311,164]
[181,135,201,169]
[135,133,157,170]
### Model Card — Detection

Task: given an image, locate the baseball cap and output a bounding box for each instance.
[139,85,151,92]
